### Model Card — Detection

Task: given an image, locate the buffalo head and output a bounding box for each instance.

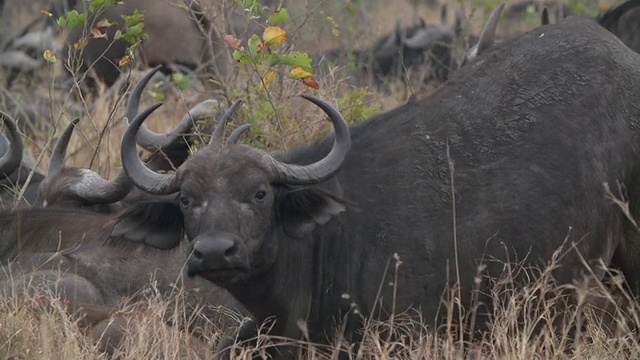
[121,96,351,285]
[37,117,132,210]
[37,65,220,211]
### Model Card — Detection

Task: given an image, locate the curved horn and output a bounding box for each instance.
[541,7,550,25]
[466,3,505,62]
[125,65,200,151]
[48,117,80,176]
[208,99,243,148]
[48,117,134,204]
[68,168,134,204]
[121,103,179,195]
[264,95,350,185]
[227,124,251,145]
[0,110,23,177]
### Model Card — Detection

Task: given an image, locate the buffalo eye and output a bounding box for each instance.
[179,195,190,208]
[254,191,267,203]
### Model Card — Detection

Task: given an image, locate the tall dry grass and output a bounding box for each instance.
[2,255,640,359]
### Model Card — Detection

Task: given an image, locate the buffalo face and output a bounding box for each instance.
[180,147,277,284]
[121,96,351,287]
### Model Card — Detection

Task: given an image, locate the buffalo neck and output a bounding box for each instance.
[224,210,361,344]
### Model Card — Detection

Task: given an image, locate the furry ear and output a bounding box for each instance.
[108,201,184,249]
[278,187,348,238]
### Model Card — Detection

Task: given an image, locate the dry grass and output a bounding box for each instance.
[1,0,636,359]
[2,256,640,359]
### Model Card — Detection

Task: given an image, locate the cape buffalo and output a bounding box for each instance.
[1,99,250,353]
[62,0,228,91]
[597,0,640,54]
[0,199,247,354]
[37,65,232,211]
[313,7,464,86]
[120,11,640,358]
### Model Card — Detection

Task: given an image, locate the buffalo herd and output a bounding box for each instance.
[3,0,640,358]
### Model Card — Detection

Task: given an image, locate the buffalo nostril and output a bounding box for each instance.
[224,243,239,258]
[192,249,204,262]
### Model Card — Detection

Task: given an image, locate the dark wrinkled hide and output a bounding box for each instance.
[161,17,640,356]
[63,0,228,89]
[597,0,640,54]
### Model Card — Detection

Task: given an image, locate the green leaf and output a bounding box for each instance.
[267,8,289,23]
[172,72,194,91]
[269,52,313,73]
[233,50,252,64]
[63,10,86,29]
[247,34,263,62]
[89,0,106,13]
[122,11,145,27]
[235,0,264,19]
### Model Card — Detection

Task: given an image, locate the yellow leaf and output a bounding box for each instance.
[43,49,57,63]
[40,9,52,16]
[290,66,313,79]
[262,26,286,47]
[263,70,276,88]
[119,55,132,67]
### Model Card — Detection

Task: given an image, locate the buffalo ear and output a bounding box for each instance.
[108,201,184,250]
[278,187,347,238]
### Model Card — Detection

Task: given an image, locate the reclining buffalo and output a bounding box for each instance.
[117,4,640,358]
[0,106,252,355]
[0,71,253,354]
